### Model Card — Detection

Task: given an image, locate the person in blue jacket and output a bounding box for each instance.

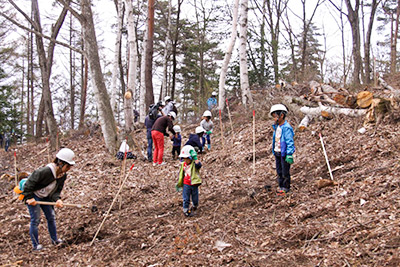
[207,92,217,111]
[185,126,205,153]
[270,104,295,196]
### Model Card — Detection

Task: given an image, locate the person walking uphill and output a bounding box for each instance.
[176,145,202,217]
[18,148,75,251]
[200,110,213,150]
[270,104,295,196]
[151,111,177,166]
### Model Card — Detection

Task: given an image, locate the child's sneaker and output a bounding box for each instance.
[33,244,43,251]
[183,210,192,217]
[152,162,157,166]
[158,162,166,166]
[52,238,64,245]
[190,206,197,214]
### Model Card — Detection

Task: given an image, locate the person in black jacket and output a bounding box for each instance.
[21,148,75,251]
[185,126,205,153]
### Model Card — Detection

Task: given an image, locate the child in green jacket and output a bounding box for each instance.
[176,145,202,217]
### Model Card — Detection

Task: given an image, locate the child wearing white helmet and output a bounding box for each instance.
[200,110,214,150]
[176,145,202,217]
[18,148,75,251]
[170,125,182,159]
[207,92,218,111]
[270,104,295,196]
[185,126,205,153]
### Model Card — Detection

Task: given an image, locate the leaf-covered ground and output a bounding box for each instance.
[1,88,400,266]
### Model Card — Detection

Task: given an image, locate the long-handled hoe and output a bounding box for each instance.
[34,201,98,212]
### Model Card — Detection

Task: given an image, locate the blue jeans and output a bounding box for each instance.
[202,134,211,145]
[5,139,10,152]
[182,184,199,212]
[146,131,153,161]
[27,195,58,248]
[275,153,291,191]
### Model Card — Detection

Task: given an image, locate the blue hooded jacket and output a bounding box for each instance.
[272,121,295,157]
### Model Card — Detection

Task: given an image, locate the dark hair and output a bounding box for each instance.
[272,110,287,120]
[53,158,69,167]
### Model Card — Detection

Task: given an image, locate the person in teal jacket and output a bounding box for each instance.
[176,145,202,217]
[270,104,295,195]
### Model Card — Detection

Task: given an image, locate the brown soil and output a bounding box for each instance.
[1,88,400,266]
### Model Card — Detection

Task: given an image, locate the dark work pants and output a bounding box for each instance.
[172,146,181,157]
[275,153,291,191]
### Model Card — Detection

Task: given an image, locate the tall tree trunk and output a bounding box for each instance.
[218,0,239,111]
[391,0,400,74]
[26,33,32,139]
[69,13,75,130]
[29,0,67,149]
[125,0,139,132]
[79,55,88,130]
[344,0,362,84]
[171,0,183,100]
[363,0,379,84]
[160,0,172,101]
[79,0,118,153]
[265,0,288,84]
[111,0,124,118]
[145,0,155,109]
[139,20,148,123]
[239,0,253,108]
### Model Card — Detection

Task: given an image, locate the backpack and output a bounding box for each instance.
[148,102,161,120]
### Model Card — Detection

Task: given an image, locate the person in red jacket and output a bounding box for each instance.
[151,111,176,165]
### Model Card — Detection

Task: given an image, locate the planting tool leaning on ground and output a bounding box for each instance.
[91,163,135,246]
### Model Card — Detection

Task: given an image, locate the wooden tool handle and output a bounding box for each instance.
[35,201,82,208]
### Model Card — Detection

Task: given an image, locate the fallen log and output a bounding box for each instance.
[300,103,367,117]
[298,115,312,131]
[356,91,373,108]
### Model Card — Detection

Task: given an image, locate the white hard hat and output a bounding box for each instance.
[165,96,171,101]
[179,145,195,158]
[203,110,212,117]
[270,104,288,115]
[56,148,75,165]
[195,126,205,134]
[211,92,217,96]
[173,125,181,132]
[168,111,177,120]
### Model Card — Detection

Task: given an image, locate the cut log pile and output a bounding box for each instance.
[293,78,399,130]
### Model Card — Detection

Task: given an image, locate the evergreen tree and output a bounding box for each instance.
[282,22,324,82]
[0,67,22,139]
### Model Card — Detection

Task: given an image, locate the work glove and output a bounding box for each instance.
[189,149,198,160]
[206,130,212,135]
[285,155,294,164]
[175,184,182,192]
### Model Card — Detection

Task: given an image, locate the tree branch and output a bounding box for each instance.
[0,12,84,54]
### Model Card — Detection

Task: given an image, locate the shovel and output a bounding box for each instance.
[34,201,98,212]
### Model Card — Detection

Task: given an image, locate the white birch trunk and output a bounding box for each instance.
[111,0,124,118]
[238,0,253,108]
[160,0,172,101]
[125,0,139,131]
[218,0,240,111]
[139,21,148,123]
[300,103,367,117]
